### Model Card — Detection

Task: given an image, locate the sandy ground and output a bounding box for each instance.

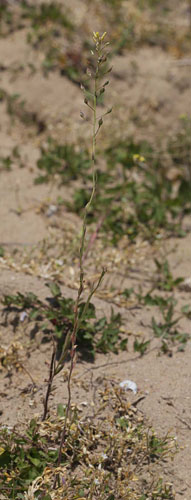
[0,1,191,498]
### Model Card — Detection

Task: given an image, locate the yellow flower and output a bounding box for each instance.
[133,154,145,162]
[93,31,107,43]
[101,32,107,41]
[93,31,100,40]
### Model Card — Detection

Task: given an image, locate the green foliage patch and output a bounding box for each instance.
[35,135,191,244]
[2,283,127,361]
[122,256,189,355]
[69,138,190,243]
[21,1,74,30]
[151,296,189,354]
[35,138,91,185]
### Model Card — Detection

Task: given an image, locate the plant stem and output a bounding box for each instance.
[54,33,111,486]
[42,344,56,421]
[55,83,98,471]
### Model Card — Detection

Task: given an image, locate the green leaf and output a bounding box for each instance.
[122,287,134,299]
[134,339,150,355]
[57,403,65,417]
[0,246,4,257]
[29,308,41,320]
[120,338,128,351]
[27,455,41,467]
[47,282,61,297]
[116,416,129,429]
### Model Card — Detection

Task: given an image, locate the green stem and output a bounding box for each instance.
[55,47,102,478]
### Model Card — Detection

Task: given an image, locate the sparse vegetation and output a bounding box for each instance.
[0,1,190,498]
[35,135,191,243]
[0,384,176,499]
[2,284,126,361]
[35,138,91,185]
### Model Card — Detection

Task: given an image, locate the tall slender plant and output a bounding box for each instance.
[46,31,112,485]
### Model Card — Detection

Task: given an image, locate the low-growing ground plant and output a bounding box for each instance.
[35,133,191,244]
[168,115,191,200]
[35,138,91,185]
[0,1,13,33]
[151,296,189,354]
[0,87,46,132]
[21,1,73,29]
[0,145,21,172]
[122,257,189,355]
[2,284,126,362]
[0,383,176,499]
[152,257,184,292]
